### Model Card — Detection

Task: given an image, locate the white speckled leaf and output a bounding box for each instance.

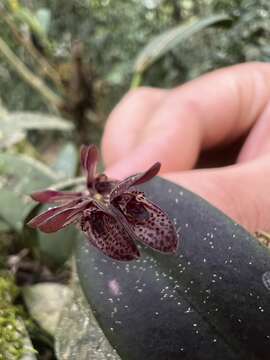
[76,177,270,360]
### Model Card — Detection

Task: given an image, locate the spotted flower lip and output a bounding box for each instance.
[27,145,179,261]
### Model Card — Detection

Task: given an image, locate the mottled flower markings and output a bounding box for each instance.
[27,145,178,261]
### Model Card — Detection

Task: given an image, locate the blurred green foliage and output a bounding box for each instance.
[1,0,269,114]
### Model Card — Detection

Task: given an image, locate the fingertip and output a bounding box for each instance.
[102,87,167,167]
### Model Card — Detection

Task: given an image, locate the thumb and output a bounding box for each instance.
[163,154,270,233]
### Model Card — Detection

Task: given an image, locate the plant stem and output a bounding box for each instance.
[1,10,63,90]
[0,36,62,110]
[130,72,143,89]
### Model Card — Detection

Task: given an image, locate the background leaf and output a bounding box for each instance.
[55,275,120,360]
[23,283,71,336]
[37,216,77,266]
[52,142,78,179]
[0,97,8,116]
[0,153,58,231]
[37,143,79,265]
[1,112,73,131]
[0,189,33,232]
[0,111,73,148]
[0,127,25,149]
[0,102,26,148]
[35,8,51,35]
[12,6,52,53]
[134,14,231,75]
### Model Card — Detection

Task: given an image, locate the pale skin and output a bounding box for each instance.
[102,62,270,234]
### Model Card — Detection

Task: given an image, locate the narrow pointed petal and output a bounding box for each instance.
[112,192,178,254]
[80,145,99,186]
[80,144,89,169]
[110,162,161,201]
[27,200,91,233]
[31,190,82,204]
[27,205,72,228]
[132,162,161,186]
[81,208,140,261]
[38,207,83,233]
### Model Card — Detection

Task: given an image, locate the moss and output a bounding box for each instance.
[0,273,32,360]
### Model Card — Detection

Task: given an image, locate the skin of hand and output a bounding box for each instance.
[102,62,270,234]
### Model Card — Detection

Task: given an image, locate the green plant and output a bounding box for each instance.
[131,14,231,87]
[0,274,35,360]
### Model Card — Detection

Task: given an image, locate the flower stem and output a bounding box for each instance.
[130,72,143,89]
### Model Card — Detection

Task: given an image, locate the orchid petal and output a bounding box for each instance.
[80,145,99,186]
[81,208,140,261]
[28,206,69,228]
[112,192,178,254]
[110,162,161,201]
[38,207,82,233]
[31,190,82,204]
[28,200,92,233]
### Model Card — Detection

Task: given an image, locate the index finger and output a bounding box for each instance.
[102,88,167,166]
[104,62,270,179]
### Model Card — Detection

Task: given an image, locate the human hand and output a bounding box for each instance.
[102,62,270,233]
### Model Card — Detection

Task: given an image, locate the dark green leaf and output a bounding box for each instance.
[37,212,77,265]
[76,177,270,360]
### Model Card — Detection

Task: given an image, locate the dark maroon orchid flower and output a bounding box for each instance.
[27,145,178,261]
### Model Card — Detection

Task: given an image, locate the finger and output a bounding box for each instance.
[238,101,270,162]
[163,154,270,233]
[105,62,270,179]
[102,87,167,166]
